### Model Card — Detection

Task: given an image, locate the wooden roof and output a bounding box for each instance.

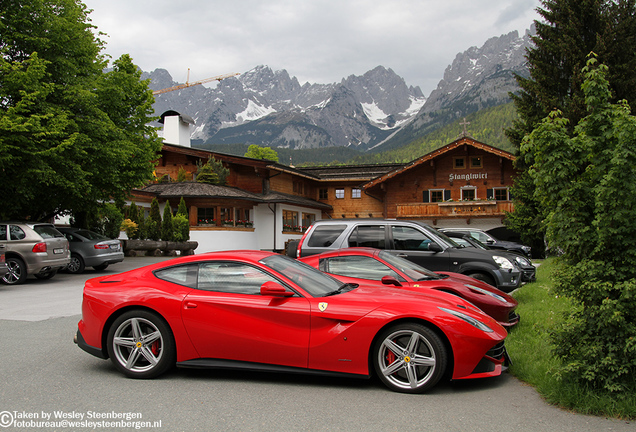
[362,137,516,190]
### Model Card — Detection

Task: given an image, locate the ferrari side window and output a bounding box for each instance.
[198,262,277,295]
[326,256,401,281]
[154,264,198,288]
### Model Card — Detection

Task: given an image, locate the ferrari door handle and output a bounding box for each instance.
[184,302,198,309]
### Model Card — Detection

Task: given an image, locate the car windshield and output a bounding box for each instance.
[418,224,460,248]
[378,250,442,281]
[260,254,346,297]
[33,225,64,239]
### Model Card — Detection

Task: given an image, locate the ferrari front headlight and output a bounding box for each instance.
[439,307,494,333]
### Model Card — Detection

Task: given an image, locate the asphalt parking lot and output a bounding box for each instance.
[0,257,633,432]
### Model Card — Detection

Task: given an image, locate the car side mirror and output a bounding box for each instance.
[381,275,402,287]
[260,281,294,297]
[428,242,443,252]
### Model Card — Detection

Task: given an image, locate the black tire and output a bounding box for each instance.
[67,254,85,274]
[93,263,109,271]
[2,257,27,285]
[286,240,299,258]
[106,310,176,379]
[467,272,496,287]
[34,269,58,280]
[373,323,447,394]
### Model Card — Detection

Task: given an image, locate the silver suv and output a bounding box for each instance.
[0,222,71,285]
[289,219,522,292]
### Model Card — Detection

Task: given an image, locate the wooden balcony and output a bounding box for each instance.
[396,200,514,219]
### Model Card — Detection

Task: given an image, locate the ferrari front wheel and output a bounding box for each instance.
[373,323,447,393]
[106,310,175,379]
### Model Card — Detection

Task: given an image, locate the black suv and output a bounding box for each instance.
[289,219,522,292]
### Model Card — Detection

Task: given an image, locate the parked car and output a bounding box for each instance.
[289,219,522,292]
[0,245,7,278]
[438,228,532,258]
[299,247,520,328]
[75,250,509,394]
[57,228,124,274]
[0,222,70,285]
[441,231,536,283]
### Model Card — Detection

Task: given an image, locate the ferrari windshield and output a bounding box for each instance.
[379,250,442,281]
[260,254,345,297]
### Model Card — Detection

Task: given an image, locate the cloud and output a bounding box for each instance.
[83,0,541,96]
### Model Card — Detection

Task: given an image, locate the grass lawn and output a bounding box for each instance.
[506,258,636,419]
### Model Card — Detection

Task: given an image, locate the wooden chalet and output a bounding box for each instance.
[131,112,519,252]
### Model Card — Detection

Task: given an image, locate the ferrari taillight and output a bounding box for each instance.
[32,242,47,253]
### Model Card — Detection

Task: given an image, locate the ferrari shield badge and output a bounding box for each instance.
[318,302,328,312]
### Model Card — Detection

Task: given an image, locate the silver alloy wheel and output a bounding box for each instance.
[377,328,438,391]
[112,317,164,373]
[2,257,26,285]
[67,255,84,274]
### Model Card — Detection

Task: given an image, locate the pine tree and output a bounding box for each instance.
[505,0,636,254]
[161,200,174,241]
[147,198,162,241]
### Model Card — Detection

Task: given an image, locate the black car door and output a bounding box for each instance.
[386,225,451,271]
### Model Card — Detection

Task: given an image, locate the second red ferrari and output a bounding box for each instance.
[299,247,519,328]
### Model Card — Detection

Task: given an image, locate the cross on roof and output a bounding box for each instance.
[459,118,471,137]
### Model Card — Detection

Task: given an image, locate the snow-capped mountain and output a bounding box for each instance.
[376,28,533,152]
[144,27,533,153]
[144,65,425,150]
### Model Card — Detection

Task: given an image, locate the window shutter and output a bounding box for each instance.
[444,190,451,201]
[487,188,494,200]
[422,191,429,203]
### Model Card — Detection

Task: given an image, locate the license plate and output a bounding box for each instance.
[110,244,120,250]
[53,248,63,254]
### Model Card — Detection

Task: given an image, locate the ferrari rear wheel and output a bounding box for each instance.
[106,310,175,379]
[373,323,447,393]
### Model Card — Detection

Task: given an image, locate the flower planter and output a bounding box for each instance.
[122,239,198,257]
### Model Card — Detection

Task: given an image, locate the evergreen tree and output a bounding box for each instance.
[506,0,636,253]
[147,198,162,241]
[128,202,141,239]
[196,157,229,185]
[161,200,174,241]
[523,57,636,394]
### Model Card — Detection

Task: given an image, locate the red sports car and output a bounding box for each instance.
[299,248,519,328]
[75,250,509,393]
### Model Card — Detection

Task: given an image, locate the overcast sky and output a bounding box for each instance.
[82,0,542,97]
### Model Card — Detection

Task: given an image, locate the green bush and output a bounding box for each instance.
[161,200,174,241]
[147,198,162,241]
[173,215,189,242]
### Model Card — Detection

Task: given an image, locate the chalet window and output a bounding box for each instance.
[352,188,361,199]
[335,188,345,199]
[319,188,328,200]
[293,181,304,194]
[197,207,215,224]
[283,210,299,231]
[470,156,483,168]
[461,187,476,201]
[220,207,232,223]
[494,188,509,201]
[423,189,450,203]
[234,208,251,223]
[454,157,466,169]
[301,213,315,231]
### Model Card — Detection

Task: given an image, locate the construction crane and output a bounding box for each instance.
[152,70,240,95]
